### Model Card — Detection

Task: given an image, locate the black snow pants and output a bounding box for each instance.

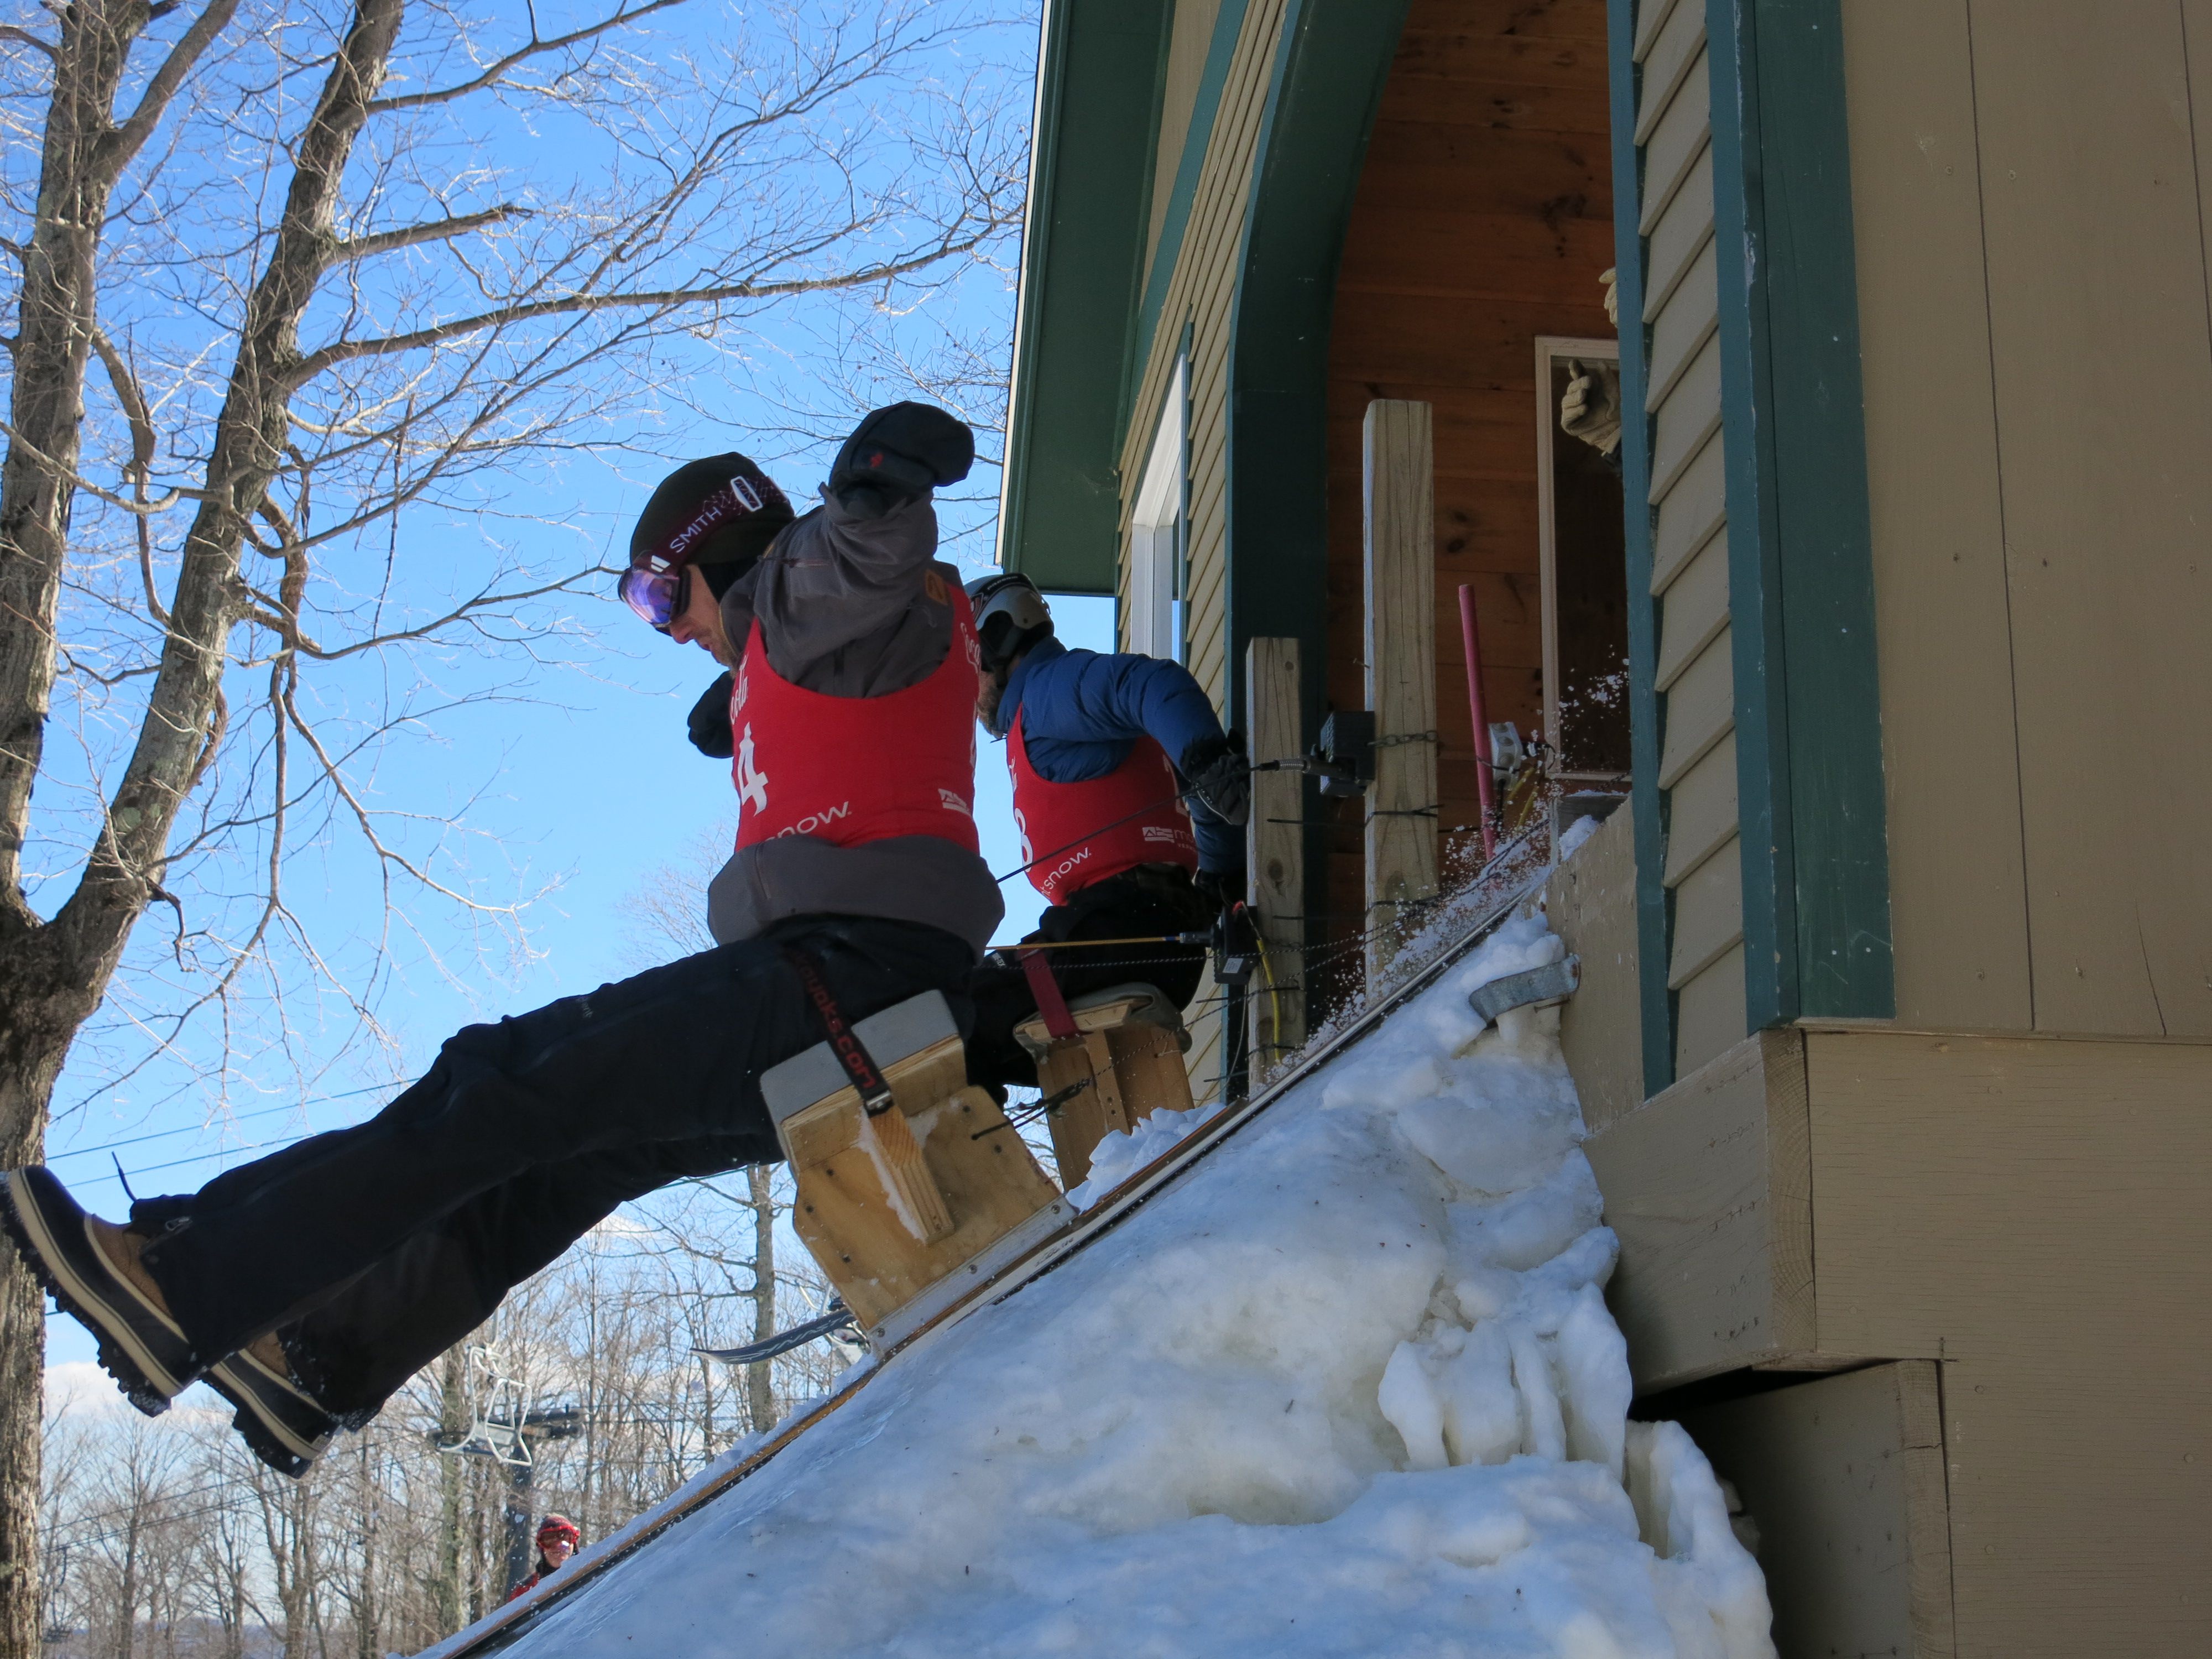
[964,867,1217,1091]
[137,916,974,1422]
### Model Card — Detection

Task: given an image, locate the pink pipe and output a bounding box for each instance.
[1458,583,1496,860]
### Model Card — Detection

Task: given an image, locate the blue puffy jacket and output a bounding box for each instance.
[991,639,1240,873]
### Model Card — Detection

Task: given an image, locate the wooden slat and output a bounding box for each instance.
[1667,832,1743,989]
[1897,1362,1960,1659]
[1662,731,1738,887]
[1246,638,1306,1072]
[1961,1,2212,1037]
[1671,941,1746,1076]
[1633,0,1706,144]
[1637,51,1710,234]
[1632,0,1684,63]
[1642,145,1714,322]
[1646,332,1723,503]
[1543,806,1644,1135]
[1583,1026,1807,1390]
[1644,237,1719,411]
[1653,525,1729,688]
[1839,0,2031,1034]
[1656,623,1734,788]
[1650,437,1725,591]
[1363,400,1440,980]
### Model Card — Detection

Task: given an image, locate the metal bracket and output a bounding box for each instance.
[1467,954,1580,1025]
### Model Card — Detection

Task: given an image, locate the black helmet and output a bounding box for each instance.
[964,571,1054,673]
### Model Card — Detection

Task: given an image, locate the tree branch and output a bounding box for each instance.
[297,228,1002,374]
[331,205,529,266]
[0,25,56,61]
[100,0,242,180]
[363,0,691,115]
[90,321,172,625]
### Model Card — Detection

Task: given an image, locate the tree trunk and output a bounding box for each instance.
[432,1347,467,1633]
[0,4,154,1635]
[747,1165,778,1433]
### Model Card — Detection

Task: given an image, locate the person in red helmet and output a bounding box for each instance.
[2,405,993,1480]
[507,1515,581,1602]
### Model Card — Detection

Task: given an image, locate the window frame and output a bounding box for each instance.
[1128,352,1191,662]
[1535,333,1627,782]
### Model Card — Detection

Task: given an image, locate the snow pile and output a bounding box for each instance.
[479,914,1773,1658]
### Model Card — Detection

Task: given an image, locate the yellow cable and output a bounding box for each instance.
[1254,930,1285,1064]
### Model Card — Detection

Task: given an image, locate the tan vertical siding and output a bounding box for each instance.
[1844,0,2212,1037]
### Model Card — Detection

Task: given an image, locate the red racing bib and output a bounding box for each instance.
[731,571,982,855]
[1007,711,1198,904]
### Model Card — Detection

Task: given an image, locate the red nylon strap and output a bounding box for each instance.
[784,950,895,1116]
[1021,947,1078,1041]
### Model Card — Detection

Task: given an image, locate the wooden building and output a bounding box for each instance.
[999,1,2212,1652]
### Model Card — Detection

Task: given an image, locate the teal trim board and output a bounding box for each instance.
[999,0,1175,594]
[1705,0,1893,1024]
[1606,0,1677,1096]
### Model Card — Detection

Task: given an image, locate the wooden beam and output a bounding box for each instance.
[1245,637,1306,1076]
[1362,398,1439,983]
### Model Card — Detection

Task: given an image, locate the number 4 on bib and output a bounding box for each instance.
[735,723,770,816]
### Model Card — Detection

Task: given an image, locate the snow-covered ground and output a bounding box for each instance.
[461,914,1773,1658]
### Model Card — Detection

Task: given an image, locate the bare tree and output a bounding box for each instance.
[0,1,1025,1651]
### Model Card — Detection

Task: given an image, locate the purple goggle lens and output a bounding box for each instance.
[618,565,684,629]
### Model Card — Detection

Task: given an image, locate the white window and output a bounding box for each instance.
[1128,354,1189,663]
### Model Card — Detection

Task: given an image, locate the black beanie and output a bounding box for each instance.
[631,455,796,599]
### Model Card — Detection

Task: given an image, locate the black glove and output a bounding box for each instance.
[827,403,975,515]
[1180,731,1250,826]
[687,671,734,759]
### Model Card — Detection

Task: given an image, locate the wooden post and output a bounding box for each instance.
[1245,637,1306,1077]
[1363,400,1439,985]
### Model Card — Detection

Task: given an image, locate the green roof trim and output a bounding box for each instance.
[998,0,1174,594]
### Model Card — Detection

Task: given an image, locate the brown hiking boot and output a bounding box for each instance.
[1,1166,198,1412]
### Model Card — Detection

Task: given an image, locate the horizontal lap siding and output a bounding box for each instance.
[1108,0,1286,1097]
[1119,0,1290,713]
[1631,0,1743,1076]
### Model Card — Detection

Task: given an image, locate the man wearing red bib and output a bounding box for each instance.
[959,573,1251,1089]
[3,406,994,1479]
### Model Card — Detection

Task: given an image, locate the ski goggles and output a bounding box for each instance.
[618,473,769,631]
[618,563,690,631]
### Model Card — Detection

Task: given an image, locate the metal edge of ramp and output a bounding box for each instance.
[434,869,1550,1658]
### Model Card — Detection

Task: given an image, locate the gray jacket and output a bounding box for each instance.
[703,490,1003,954]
